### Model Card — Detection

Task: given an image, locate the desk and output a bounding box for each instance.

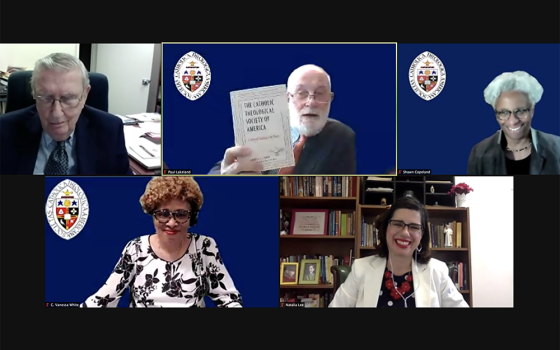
[124,124,164,175]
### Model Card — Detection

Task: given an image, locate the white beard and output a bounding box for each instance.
[288,102,329,137]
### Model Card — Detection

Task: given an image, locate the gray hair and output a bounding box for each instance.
[31,53,90,96]
[287,64,332,91]
[483,71,543,108]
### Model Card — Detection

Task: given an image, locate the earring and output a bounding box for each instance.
[417,243,422,252]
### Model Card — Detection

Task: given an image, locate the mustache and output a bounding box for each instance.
[299,108,321,117]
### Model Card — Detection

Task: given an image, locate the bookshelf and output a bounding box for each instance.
[279,176,473,307]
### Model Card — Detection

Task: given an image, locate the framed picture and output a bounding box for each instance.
[280,262,299,285]
[290,209,328,236]
[298,259,321,285]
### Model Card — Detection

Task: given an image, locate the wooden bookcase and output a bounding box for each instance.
[279,175,473,307]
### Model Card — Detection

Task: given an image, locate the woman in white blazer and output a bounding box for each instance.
[329,196,469,308]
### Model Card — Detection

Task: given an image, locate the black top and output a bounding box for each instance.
[505,154,531,175]
[377,267,416,308]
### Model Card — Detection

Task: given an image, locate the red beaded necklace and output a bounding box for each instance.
[384,270,413,300]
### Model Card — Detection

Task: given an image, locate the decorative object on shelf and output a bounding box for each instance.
[291,209,328,235]
[444,223,453,247]
[280,262,299,285]
[448,182,474,208]
[381,197,387,205]
[404,190,414,198]
[298,259,321,285]
[430,185,435,193]
[434,201,439,206]
[280,210,292,235]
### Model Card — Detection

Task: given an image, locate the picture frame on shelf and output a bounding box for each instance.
[290,209,328,236]
[280,262,299,285]
[298,259,321,285]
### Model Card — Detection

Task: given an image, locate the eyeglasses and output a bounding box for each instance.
[389,220,422,234]
[495,108,531,122]
[35,95,83,109]
[152,209,191,224]
[289,91,333,104]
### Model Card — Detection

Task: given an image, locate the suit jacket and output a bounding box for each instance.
[0,105,133,175]
[208,118,356,174]
[467,128,560,175]
[329,255,469,307]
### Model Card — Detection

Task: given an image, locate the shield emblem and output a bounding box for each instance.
[182,74,203,93]
[55,197,79,231]
[417,69,438,92]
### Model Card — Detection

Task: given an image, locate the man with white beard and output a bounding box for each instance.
[209,64,356,175]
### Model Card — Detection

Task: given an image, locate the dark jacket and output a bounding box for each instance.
[208,118,356,175]
[0,105,133,175]
[467,128,560,175]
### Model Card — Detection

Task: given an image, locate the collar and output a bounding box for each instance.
[497,127,539,152]
[43,130,75,148]
[290,127,300,144]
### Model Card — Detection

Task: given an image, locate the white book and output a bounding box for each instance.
[230,85,294,172]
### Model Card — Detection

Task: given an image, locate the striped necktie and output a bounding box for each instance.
[44,140,69,175]
[279,135,307,174]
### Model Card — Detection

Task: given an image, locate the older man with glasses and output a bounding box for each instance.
[0,52,132,175]
[467,71,560,175]
[209,64,356,175]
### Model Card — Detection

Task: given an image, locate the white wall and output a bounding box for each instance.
[0,44,80,71]
[455,176,514,307]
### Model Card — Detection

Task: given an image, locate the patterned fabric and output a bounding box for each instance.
[44,141,68,175]
[279,135,307,174]
[81,234,243,308]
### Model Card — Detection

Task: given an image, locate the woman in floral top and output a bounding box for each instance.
[82,176,243,307]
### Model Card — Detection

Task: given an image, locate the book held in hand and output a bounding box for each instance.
[230,84,295,171]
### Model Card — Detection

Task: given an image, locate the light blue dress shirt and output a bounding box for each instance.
[290,127,300,146]
[33,131,77,175]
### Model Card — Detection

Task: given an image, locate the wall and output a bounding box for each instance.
[455,176,514,307]
[90,44,157,115]
[0,44,80,71]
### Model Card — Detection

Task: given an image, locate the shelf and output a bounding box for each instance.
[431,248,468,251]
[280,235,355,239]
[280,284,333,289]
[280,196,356,201]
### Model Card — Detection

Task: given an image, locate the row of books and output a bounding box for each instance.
[429,221,463,248]
[447,261,468,290]
[361,219,379,247]
[280,176,358,197]
[280,292,333,307]
[280,254,352,284]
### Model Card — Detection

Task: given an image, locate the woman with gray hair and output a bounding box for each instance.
[467,71,560,175]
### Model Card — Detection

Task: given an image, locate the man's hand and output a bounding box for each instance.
[220,146,263,174]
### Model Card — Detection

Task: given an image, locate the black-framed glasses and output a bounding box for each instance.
[289,91,333,104]
[495,108,531,122]
[152,209,191,224]
[35,94,83,109]
[389,220,422,234]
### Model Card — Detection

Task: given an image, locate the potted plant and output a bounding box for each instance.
[448,183,473,207]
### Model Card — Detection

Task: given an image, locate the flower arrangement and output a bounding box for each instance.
[448,183,473,196]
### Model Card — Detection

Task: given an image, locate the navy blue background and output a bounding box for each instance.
[162,43,396,175]
[398,44,560,174]
[45,176,279,307]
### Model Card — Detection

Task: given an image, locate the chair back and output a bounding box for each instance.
[5,70,109,113]
[331,265,352,295]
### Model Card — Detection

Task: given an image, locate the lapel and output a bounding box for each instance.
[362,257,385,306]
[411,262,433,307]
[529,129,544,174]
[74,112,92,175]
[18,113,43,174]
[295,136,318,174]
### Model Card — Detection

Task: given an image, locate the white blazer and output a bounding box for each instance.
[329,255,469,307]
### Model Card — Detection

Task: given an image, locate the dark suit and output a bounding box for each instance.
[0,105,133,175]
[467,128,560,175]
[208,118,356,175]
